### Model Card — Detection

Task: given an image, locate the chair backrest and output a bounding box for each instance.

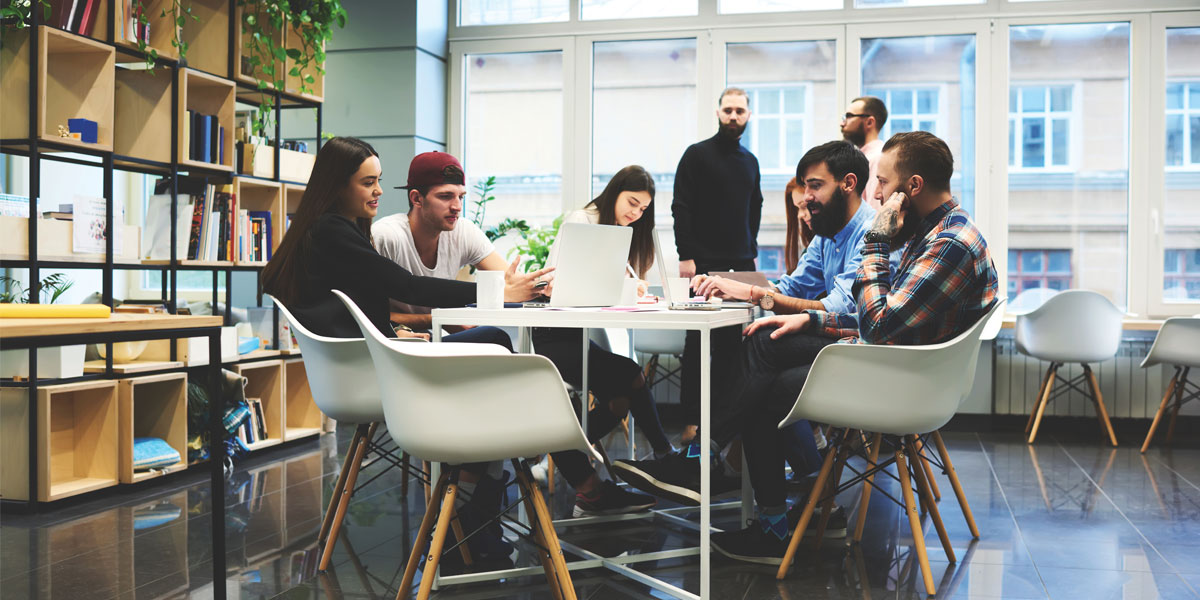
[1014,289,1124,363]
[1141,317,1200,369]
[778,301,1003,436]
[1008,287,1059,315]
[331,289,602,465]
[633,329,686,356]
[979,297,1007,342]
[266,294,383,424]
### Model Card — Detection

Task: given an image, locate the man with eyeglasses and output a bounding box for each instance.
[841,96,888,208]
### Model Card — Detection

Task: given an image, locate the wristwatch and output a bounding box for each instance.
[752,286,775,310]
[863,230,891,245]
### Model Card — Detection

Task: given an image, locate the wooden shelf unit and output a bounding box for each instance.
[0,214,140,262]
[284,25,324,102]
[114,65,173,164]
[119,372,188,484]
[233,176,282,265]
[235,360,284,450]
[283,359,320,441]
[234,3,283,88]
[112,0,182,62]
[178,68,235,172]
[180,0,230,78]
[0,380,120,502]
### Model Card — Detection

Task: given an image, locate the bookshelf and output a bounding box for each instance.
[283,359,320,441]
[118,372,188,484]
[0,1,329,509]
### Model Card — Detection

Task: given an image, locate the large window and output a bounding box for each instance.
[463,51,564,227]
[1007,249,1072,298]
[740,85,810,175]
[582,0,696,20]
[1009,84,1074,170]
[459,0,568,26]
[1163,27,1200,303]
[1008,22,1130,307]
[862,35,977,213]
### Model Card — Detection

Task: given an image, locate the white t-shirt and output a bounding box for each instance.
[372,213,495,313]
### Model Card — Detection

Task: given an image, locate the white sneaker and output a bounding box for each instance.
[813,428,827,451]
[529,455,550,486]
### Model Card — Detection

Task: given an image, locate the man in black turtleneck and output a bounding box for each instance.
[670,87,764,445]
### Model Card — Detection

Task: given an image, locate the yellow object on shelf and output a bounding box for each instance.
[0,304,112,318]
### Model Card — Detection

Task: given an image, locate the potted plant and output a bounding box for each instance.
[0,273,87,379]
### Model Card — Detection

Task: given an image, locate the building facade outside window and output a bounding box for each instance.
[1007,249,1072,298]
[1166,80,1200,168]
[1164,249,1200,300]
[1009,83,1075,170]
[740,84,811,175]
[863,86,941,138]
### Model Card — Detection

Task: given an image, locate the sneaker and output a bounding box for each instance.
[529,455,550,487]
[785,503,848,539]
[813,428,828,451]
[610,451,739,507]
[572,480,656,517]
[711,521,790,566]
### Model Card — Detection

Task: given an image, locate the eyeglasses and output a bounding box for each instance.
[842,112,871,122]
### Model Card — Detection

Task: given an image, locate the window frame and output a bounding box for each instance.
[1006,81,1079,173]
[1165,78,1200,171]
[737,82,814,175]
[1008,248,1073,295]
[861,83,949,139]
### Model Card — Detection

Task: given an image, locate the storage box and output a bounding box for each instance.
[141,326,238,366]
[0,345,86,379]
[240,144,315,183]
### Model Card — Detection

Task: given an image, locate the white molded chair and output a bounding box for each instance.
[332,289,598,600]
[1140,316,1200,453]
[268,294,417,571]
[1016,289,1123,446]
[774,301,1002,597]
[1008,287,1059,315]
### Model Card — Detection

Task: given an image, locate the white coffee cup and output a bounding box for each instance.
[619,278,639,306]
[667,277,691,303]
[476,271,505,309]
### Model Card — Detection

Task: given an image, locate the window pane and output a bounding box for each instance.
[464,51,563,227]
[1167,83,1184,110]
[1167,114,1184,166]
[1163,28,1200,302]
[1009,88,1018,112]
[861,35,977,213]
[1010,23,1129,308]
[460,0,569,26]
[720,0,841,13]
[857,0,983,7]
[1008,120,1015,165]
[758,89,781,114]
[1021,251,1043,273]
[728,40,837,268]
[757,118,781,169]
[582,0,696,20]
[1022,118,1045,168]
[593,39,696,238]
[1047,251,1070,273]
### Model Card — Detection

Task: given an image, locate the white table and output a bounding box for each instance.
[431,304,755,600]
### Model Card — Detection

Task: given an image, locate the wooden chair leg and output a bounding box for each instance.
[397,472,449,600]
[907,436,955,564]
[448,506,474,567]
[1166,368,1190,444]
[547,454,556,495]
[320,422,377,571]
[1026,365,1056,434]
[415,473,462,600]
[915,437,941,502]
[852,432,884,543]
[896,448,937,597]
[423,461,432,506]
[1141,370,1179,453]
[1028,363,1060,444]
[318,424,367,549]
[931,431,979,539]
[512,460,565,600]
[1083,365,1118,447]
[777,428,841,580]
[813,430,854,549]
[517,465,577,600]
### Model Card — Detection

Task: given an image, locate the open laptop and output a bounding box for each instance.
[545,222,633,307]
[709,271,770,288]
[651,230,725,310]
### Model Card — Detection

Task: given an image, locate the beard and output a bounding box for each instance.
[842,124,865,147]
[718,119,746,141]
[890,207,924,247]
[808,186,849,239]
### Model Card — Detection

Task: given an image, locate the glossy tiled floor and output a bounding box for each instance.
[4,427,1200,600]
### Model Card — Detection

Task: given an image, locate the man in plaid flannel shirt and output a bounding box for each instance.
[614,132,998,565]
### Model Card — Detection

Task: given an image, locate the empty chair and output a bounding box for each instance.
[1008,286,1060,315]
[1016,289,1123,446]
[333,290,598,600]
[269,294,416,572]
[774,302,1001,597]
[1140,316,1200,452]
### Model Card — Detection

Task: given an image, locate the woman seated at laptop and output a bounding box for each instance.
[531,165,675,517]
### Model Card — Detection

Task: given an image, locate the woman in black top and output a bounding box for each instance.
[261,136,544,343]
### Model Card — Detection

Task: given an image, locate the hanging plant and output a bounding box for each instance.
[0,0,51,29]
[238,0,345,139]
[132,0,200,70]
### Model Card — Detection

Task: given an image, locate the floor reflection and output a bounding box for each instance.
[4,430,1200,599]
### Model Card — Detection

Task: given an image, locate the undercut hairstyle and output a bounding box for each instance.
[795,140,870,196]
[882,131,954,193]
[853,96,888,129]
[718,87,748,105]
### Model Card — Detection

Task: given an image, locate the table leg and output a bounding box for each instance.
[581,328,589,442]
[700,328,710,600]
[209,329,226,600]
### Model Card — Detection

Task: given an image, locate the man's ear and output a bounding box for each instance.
[842,172,858,195]
[908,174,925,198]
[408,189,422,208]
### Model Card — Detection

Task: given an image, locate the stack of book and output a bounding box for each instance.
[239,211,272,263]
[185,110,226,165]
[152,176,236,262]
[236,397,269,445]
[48,0,102,36]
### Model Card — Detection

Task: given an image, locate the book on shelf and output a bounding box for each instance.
[250,398,267,440]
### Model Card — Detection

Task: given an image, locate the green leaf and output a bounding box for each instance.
[272,46,287,61]
[304,74,314,83]
[245,14,256,26]
[286,48,301,59]
[288,67,300,76]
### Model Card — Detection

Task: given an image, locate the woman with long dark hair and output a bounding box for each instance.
[783,176,815,274]
[531,165,673,518]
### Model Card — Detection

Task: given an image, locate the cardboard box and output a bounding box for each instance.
[240,144,314,183]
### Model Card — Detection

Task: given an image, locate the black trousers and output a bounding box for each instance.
[717,329,836,508]
[533,328,671,488]
[680,258,757,425]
